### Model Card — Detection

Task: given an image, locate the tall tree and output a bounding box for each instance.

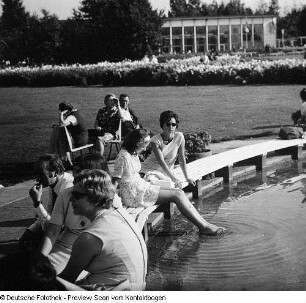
[268,0,280,15]
[297,5,306,36]
[0,0,30,63]
[77,0,163,62]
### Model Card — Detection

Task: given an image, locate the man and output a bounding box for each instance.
[94,94,120,156]
[118,94,141,136]
[19,154,74,250]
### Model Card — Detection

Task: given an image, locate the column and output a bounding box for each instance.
[251,23,254,47]
[217,24,220,52]
[194,22,197,54]
[229,20,232,51]
[205,23,209,52]
[182,24,185,54]
[170,24,173,54]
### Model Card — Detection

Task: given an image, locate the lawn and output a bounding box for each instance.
[0,84,303,167]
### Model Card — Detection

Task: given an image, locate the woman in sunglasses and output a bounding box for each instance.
[113,129,224,235]
[59,170,147,291]
[141,110,194,189]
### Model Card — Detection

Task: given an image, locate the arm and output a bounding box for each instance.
[59,233,102,283]
[94,110,102,132]
[40,223,62,256]
[177,139,196,185]
[150,142,182,188]
[29,184,51,221]
[60,111,77,127]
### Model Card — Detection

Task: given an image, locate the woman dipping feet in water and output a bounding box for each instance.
[112,129,224,235]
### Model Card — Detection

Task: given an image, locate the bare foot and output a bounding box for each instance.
[199,224,226,236]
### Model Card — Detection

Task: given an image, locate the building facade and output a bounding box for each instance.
[161,15,277,54]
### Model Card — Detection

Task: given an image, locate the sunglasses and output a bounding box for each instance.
[165,122,177,127]
[71,191,88,199]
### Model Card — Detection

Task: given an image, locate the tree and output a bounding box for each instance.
[0,0,30,63]
[297,5,306,36]
[255,0,269,15]
[268,0,280,15]
[77,0,163,62]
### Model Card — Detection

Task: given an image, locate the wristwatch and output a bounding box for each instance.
[33,200,42,208]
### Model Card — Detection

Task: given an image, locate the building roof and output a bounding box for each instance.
[165,15,277,21]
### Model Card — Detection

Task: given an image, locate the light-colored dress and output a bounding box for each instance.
[48,187,91,274]
[49,188,123,274]
[76,207,147,291]
[141,131,184,180]
[113,149,160,207]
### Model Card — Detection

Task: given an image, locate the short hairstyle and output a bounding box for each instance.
[58,101,73,112]
[159,110,179,128]
[34,154,65,175]
[74,153,109,174]
[119,94,129,101]
[0,250,57,290]
[73,169,116,209]
[122,129,150,154]
[104,93,118,105]
[300,88,306,101]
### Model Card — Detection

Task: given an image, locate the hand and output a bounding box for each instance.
[186,177,196,186]
[29,183,43,203]
[172,178,182,189]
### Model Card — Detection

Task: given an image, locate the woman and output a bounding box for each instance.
[141,110,194,188]
[94,94,120,156]
[112,129,224,235]
[59,169,147,291]
[40,153,120,275]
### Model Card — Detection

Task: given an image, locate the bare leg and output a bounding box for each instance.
[156,188,224,235]
[96,137,105,156]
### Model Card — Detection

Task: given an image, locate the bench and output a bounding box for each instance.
[124,137,306,241]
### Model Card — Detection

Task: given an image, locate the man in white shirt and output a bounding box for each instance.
[117,94,141,136]
[19,154,74,250]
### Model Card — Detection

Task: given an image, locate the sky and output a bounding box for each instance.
[0,0,304,19]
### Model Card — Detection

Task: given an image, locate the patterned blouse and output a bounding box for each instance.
[95,107,120,137]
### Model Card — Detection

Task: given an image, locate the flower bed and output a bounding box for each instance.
[0,55,305,87]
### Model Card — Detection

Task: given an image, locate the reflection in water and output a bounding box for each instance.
[146,160,306,290]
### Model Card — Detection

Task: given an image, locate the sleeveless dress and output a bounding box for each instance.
[76,207,147,291]
[141,131,184,181]
[113,149,160,207]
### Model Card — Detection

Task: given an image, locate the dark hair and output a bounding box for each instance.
[74,153,109,174]
[0,250,57,290]
[159,110,179,128]
[58,101,73,112]
[34,154,65,175]
[122,130,142,153]
[73,169,116,209]
[119,94,129,101]
[300,88,306,101]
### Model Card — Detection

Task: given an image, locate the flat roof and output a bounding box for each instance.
[165,15,277,21]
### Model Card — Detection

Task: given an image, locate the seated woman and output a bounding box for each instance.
[40,153,119,274]
[59,169,147,291]
[94,94,120,156]
[141,110,194,188]
[112,129,224,235]
[49,102,88,164]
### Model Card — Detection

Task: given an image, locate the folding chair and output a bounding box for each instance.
[64,126,93,163]
[107,119,123,161]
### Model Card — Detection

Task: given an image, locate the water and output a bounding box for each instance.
[146,159,306,290]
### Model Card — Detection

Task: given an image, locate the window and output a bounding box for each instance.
[208,26,217,52]
[219,25,229,51]
[231,25,241,50]
[254,24,263,49]
[172,27,182,54]
[184,26,194,53]
[196,26,206,53]
[161,27,170,53]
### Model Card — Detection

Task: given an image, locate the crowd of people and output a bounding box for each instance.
[0,92,225,291]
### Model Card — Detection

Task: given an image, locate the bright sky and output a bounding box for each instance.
[0,0,304,19]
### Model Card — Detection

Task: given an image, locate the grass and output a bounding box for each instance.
[0,84,303,169]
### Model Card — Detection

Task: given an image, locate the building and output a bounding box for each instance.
[161,15,277,54]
